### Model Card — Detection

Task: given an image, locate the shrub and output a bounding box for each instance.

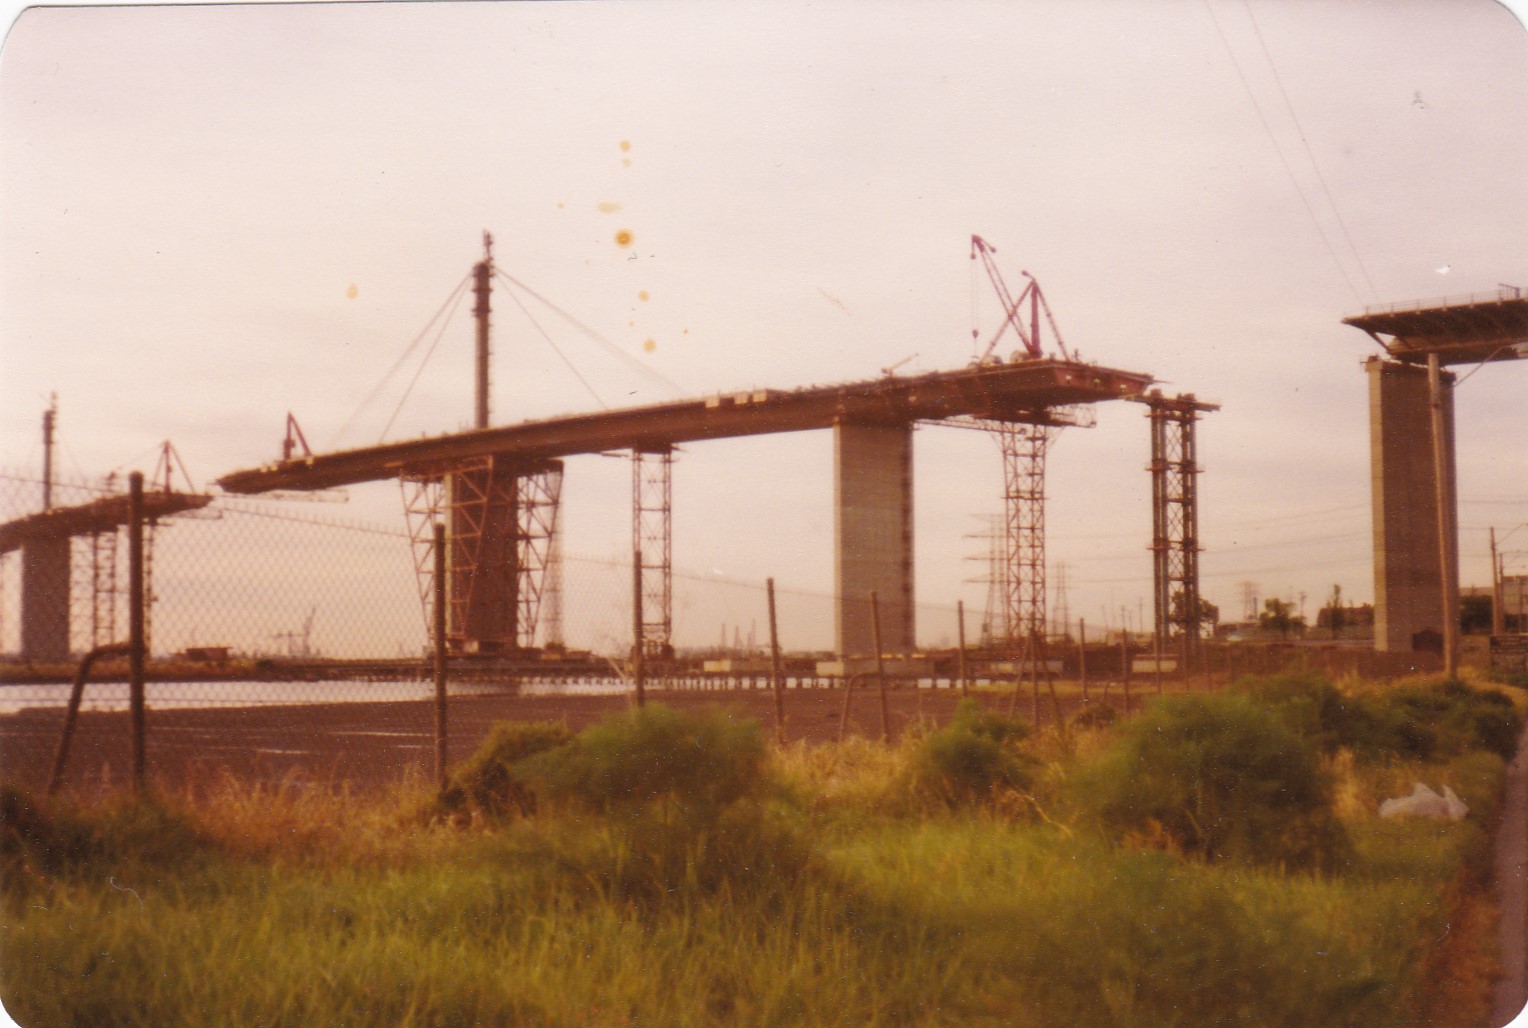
[1,784,208,894]
[519,704,767,821]
[1070,702,1118,730]
[907,700,1032,809]
[1366,680,1523,761]
[517,705,795,896]
[1083,693,1346,871]
[1233,671,1377,754]
[1237,673,1525,762]
[438,721,574,822]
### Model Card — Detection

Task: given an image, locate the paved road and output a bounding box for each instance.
[1495,722,1528,1027]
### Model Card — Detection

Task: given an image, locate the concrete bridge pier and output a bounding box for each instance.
[20,538,70,661]
[1367,356,1457,653]
[834,420,914,656]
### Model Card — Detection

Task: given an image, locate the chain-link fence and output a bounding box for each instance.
[6,466,1412,796]
[0,467,987,794]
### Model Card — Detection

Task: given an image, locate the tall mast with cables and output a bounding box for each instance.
[473,232,494,429]
[41,395,57,511]
[403,233,567,657]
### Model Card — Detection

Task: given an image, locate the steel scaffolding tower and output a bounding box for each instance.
[632,447,674,659]
[1000,423,1050,654]
[515,462,563,649]
[402,457,563,653]
[88,528,119,648]
[1142,391,1217,663]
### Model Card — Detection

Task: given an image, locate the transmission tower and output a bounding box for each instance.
[1052,560,1071,639]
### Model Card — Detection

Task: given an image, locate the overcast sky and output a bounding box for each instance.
[2,0,1525,653]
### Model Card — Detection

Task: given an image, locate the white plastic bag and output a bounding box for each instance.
[1378,782,1468,821]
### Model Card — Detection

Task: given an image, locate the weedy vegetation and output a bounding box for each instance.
[2,672,1521,1026]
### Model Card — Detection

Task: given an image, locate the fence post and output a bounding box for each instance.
[632,553,645,707]
[128,471,146,794]
[1031,631,1040,724]
[956,599,969,697]
[767,578,784,745]
[48,644,129,798]
[433,522,448,791]
[1121,633,1132,715]
[870,591,889,743]
[1079,618,1088,702]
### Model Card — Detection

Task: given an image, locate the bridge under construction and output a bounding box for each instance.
[12,235,1218,667]
[212,235,1217,666]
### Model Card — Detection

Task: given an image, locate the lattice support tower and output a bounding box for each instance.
[632,447,674,660]
[401,474,446,632]
[402,457,563,653]
[89,528,119,648]
[515,462,563,649]
[1142,391,1217,664]
[542,524,564,649]
[999,424,1050,656]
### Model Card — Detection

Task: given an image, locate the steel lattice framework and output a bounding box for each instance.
[401,456,563,653]
[89,529,119,648]
[1000,424,1050,654]
[1143,392,1217,663]
[632,448,674,659]
[515,463,563,649]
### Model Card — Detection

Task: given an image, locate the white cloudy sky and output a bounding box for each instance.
[1,0,1525,652]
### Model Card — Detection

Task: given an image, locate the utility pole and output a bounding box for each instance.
[1427,354,1458,678]
[1491,527,1505,636]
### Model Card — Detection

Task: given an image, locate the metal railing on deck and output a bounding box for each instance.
[1361,285,1525,315]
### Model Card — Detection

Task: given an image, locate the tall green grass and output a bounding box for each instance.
[2,682,1513,1026]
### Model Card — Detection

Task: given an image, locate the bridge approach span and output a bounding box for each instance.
[216,359,1153,494]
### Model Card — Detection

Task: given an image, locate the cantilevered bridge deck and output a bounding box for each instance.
[216,358,1154,494]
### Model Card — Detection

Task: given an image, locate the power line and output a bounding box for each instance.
[1241,0,1378,300]
[378,281,471,444]
[494,269,686,398]
[499,283,609,410]
[1202,0,1366,304]
[330,272,473,449]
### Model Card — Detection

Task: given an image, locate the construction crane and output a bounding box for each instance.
[969,235,1073,364]
[271,606,317,659]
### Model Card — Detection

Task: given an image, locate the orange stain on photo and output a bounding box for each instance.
[643,338,656,353]
[615,230,634,247]
[598,201,622,213]
[346,283,359,300]
[638,290,650,302]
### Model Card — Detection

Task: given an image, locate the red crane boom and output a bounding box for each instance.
[969,235,1072,363]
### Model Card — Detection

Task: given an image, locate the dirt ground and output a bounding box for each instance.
[0,681,1162,798]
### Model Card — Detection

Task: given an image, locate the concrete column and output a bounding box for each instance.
[1367,357,1457,652]
[20,537,71,662]
[446,456,519,654]
[834,421,914,656]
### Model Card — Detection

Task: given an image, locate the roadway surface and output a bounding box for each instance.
[1494,721,1528,1027]
[217,358,1154,493]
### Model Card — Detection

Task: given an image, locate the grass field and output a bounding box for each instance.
[2,670,1521,1026]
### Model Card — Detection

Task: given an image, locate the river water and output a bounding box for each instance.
[0,676,635,715]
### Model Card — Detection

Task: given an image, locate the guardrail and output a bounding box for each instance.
[1362,286,1525,316]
